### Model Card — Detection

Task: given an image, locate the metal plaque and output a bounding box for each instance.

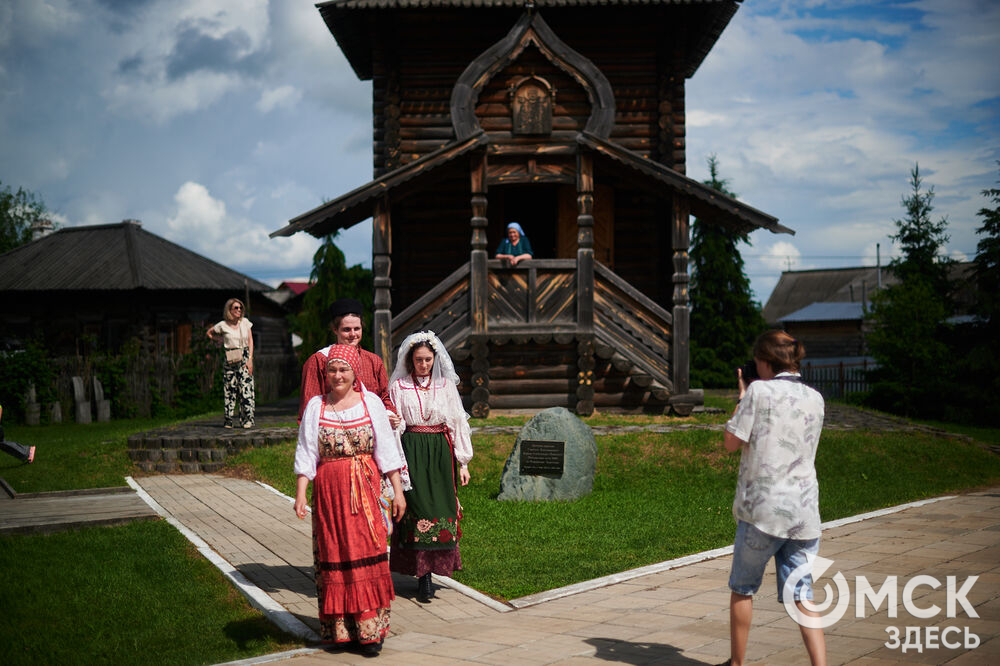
[519,439,565,477]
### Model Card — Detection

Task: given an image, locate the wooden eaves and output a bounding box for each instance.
[577,131,794,237]
[269,131,488,239]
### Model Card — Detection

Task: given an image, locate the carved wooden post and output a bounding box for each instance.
[373,198,393,371]
[574,153,596,416]
[469,152,490,417]
[576,336,595,416]
[670,195,692,415]
[470,152,489,335]
[576,152,595,330]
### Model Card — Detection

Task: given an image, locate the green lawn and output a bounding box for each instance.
[4,403,999,663]
[1,414,216,493]
[0,414,301,665]
[0,520,300,665]
[228,417,1000,600]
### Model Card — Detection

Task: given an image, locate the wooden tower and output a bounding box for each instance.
[271,1,792,415]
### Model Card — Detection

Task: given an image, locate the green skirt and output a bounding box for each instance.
[395,430,461,551]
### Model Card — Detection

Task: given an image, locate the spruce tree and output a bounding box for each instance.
[689,156,766,388]
[866,164,951,416]
[973,163,1000,327]
[951,163,1000,425]
[289,232,373,363]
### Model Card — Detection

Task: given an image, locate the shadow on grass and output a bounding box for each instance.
[223,616,300,650]
[585,637,708,664]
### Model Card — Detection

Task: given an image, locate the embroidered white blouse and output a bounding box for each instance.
[390,376,474,467]
[725,372,826,540]
[294,392,405,482]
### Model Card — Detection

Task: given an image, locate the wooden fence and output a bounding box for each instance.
[800,360,872,399]
[45,352,298,420]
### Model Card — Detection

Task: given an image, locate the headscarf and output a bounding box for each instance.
[326,344,363,394]
[388,331,460,387]
[506,221,526,238]
[318,343,411,490]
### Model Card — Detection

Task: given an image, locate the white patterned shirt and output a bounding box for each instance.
[726,372,825,539]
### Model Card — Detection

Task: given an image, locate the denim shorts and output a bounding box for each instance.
[728,521,820,602]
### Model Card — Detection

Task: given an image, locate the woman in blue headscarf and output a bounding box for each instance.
[495,221,533,266]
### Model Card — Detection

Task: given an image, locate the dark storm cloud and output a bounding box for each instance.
[117,54,143,75]
[96,0,157,15]
[165,24,267,81]
[96,0,158,33]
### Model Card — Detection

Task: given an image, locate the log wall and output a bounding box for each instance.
[369,8,694,318]
[371,8,690,176]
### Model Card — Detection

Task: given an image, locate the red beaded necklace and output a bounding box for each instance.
[409,373,433,421]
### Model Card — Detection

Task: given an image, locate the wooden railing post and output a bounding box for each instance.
[373,198,392,371]
[669,195,692,414]
[469,151,490,417]
[469,152,489,335]
[576,152,595,331]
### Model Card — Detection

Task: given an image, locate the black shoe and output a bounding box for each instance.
[416,573,434,603]
[360,640,382,657]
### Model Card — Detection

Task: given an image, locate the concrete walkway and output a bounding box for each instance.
[132,475,999,665]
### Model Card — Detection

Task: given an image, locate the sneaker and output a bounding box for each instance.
[242,422,253,429]
[224,423,233,429]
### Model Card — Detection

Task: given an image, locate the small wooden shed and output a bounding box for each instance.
[271,1,791,415]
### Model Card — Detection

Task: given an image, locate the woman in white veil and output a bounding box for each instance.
[387,330,473,603]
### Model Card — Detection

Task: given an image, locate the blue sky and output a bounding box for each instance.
[1,0,998,304]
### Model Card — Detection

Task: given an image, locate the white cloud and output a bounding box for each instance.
[760,241,803,272]
[686,110,728,128]
[687,0,999,302]
[256,84,301,113]
[163,180,320,275]
[166,181,227,238]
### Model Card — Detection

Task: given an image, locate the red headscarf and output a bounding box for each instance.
[326,344,364,394]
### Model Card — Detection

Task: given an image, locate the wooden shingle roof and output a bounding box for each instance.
[0,221,272,293]
[317,0,741,80]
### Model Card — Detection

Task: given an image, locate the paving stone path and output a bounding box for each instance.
[132,475,999,666]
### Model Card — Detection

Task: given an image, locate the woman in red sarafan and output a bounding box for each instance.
[294,344,408,655]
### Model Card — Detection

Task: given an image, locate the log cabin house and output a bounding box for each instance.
[0,220,292,359]
[271,0,792,415]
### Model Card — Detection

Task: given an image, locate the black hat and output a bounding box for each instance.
[328,298,364,322]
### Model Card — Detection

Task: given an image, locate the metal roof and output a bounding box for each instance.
[779,301,866,323]
[762,266,891,325]
[0,221,272,293]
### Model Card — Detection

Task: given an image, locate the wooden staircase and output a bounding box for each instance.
[389,259,690,415]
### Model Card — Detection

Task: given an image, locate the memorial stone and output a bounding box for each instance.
[498,407,597,502]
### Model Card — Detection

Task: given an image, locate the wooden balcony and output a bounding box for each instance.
[389,258,688,415]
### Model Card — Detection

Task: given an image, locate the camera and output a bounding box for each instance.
[738,360,759,384]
